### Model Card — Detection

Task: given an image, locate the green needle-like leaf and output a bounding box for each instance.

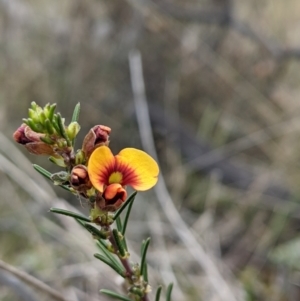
[155,285,162,301]
[115,217,127,251]
[45,119,54,134]
[113,191,137,221]
[26,118,43,133]
[76,218,85,227]
[96,240,123,271]
[166,283,173,301]
[55,113,64,136]
[33,164,74,193]
[100,289,133,301]
[52,114,61,135]
[48,103,57,122]
[112,229,126,257]
[50,208,90,222]
[77,220,123,272]
[140,237,151,279]
[71,103,81,123]
[120,192,137,236]
[94,253,125,277]
[143,262,148,282]
[80,222,108,239]
[33,164,52,179]
[116,217,123,232]
[57,113,71,146]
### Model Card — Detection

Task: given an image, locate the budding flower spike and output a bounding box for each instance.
[13,102,81,160]
[13,102,173,301]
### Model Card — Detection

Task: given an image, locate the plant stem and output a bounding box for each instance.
[108,227,151,301]
[108,230,133,277]
[142,293,150,301]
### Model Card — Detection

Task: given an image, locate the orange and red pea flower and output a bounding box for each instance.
[87,146,159,203]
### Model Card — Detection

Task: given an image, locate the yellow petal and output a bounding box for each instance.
[88,146,115,192]
[115,148,159,191]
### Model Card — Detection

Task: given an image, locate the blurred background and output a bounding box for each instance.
[1,0,300,300]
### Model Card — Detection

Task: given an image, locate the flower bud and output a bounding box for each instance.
[13,124,56,155]
[82,125,111,159]
[66,121,81,141]
[99,183,127,211]
[75,149,85,165]
[49,156,66,167]
[70,165,92,192]
[13,124,32,144]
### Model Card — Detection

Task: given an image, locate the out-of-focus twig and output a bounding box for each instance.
[0,270,39,301]
[129,49,243,301]
[0,259,73,301]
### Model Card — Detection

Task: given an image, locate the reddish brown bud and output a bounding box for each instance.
[13,124,55,155]
[13,124,32,144]
[96,183,127,212]
[70,165,92,192]
[82,125,111,159]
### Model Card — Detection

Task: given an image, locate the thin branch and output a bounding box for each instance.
[129,49,242,301]
[0,270,39,301]
[0,259,73,301]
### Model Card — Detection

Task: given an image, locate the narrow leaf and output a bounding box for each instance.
[76,218,85,227]
[52,114,61,134]
[116,217,123,232]
[113,191,137,221]
[48,103,57,122]
[33,164,73,192]
[50,208,90,222]
[121,192,137,236]
[45,119,54,135]
[76,220,123,272]
[57,113,71,146]
[71,103,81,123]
[81,222,108,240]
[100,289,132,301]
[143,262,148,282]
[112,229,126,257]
[96,240,123,271]
[140,237,151,278]
[55,184,73,193]
[26,118,43,132]
[166,283,173,301]
[94,253,125,277]
[33,164,51,179]
[116,217,127,251]
[155,286,162,301]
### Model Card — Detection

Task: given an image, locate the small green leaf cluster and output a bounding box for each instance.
[23,102,80,147]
